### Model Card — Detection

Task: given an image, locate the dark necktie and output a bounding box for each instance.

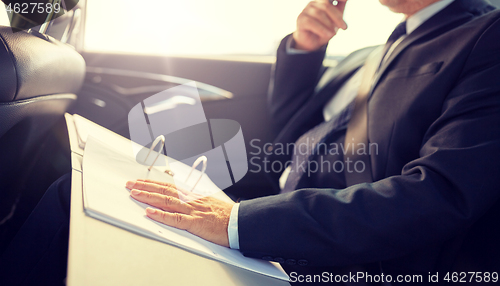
[380,21,407,67]
[282,103,355,193]
[282,22,407,193]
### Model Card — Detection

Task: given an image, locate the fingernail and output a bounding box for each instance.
[146,208,156,214]
[131,190,141,196]
[126,181,135,189]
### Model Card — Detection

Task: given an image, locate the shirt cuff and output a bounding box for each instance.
[227,203,240,249]
[286,36,327,55]
[286,36,310,55]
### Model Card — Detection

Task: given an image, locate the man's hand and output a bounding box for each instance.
[293,0,348,51]
[126,179,234,247]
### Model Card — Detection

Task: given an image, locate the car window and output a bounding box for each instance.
[0,8,9,26]
[84,0,402,57]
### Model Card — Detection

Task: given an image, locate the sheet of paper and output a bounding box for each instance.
[82,135,288,281]
[71,114,223,197]
[73,114,133,155]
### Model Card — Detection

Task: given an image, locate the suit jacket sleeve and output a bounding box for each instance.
[268,34,327,132]
[239,18,500,267]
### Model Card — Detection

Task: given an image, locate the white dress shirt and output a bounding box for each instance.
[227,0,455,250]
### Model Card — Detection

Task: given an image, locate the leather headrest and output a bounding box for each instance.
[0,26,85,102]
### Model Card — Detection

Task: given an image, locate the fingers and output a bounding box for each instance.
[131,189,193,214]
[298,9,335,39]
[311,1,347,30]
[301,1,347,33]
[127,180,181,197]
[139,193,233,247]
[329,0,348,15]
[136,179,194,196]
[294,0,348,51]
[305,4,335,33]
[136,179,176,189]
[146,207,194,231]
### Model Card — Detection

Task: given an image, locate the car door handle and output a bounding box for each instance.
[86,67,233,100]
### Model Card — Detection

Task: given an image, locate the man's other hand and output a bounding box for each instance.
[126,179,234,247]
[293,0,348,51]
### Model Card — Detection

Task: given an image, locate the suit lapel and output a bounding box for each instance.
[274,46,378,147]
[313,47,377,108]
[273,56,365,147]
[370,0,478,95]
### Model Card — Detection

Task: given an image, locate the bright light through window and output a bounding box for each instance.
[328,1,403,56]
[84,0,403,57]
[0,8,8,26]
[0,1,404,57]
[85,0,402,57]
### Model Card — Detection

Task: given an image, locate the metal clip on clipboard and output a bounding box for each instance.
[185,155,207,192]
[144,135,207,191]
[143,135,166,171]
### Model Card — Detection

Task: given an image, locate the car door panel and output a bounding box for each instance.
[74,52,278,198]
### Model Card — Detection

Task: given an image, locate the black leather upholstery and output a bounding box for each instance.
[0,25,85,252]
[0,94,77,138]
[0,27,85,102]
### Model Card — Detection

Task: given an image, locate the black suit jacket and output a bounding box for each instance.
[238,0,500,277]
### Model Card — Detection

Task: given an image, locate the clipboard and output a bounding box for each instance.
[64,113,288,281]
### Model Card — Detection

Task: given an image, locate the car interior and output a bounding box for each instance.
[1,0,499,261]
[0,0,280,253]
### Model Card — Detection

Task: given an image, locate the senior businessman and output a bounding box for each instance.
[126,0,500,281]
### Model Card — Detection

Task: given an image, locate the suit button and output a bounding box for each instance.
[273,257,285,263]
[262,256,273,261]
[297,260,309,266]
[285,259,297,265]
